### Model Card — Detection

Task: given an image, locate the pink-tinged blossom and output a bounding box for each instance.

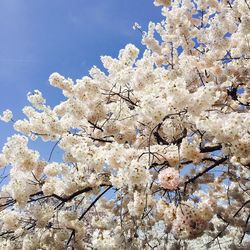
[158,167,180,190]
[171,204,208,240]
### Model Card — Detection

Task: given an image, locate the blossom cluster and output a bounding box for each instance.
[0,0,249,249]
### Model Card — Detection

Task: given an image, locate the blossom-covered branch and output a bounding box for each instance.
[0,0,249,249]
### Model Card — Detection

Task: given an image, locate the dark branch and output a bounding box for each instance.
[79,186,112,220]
[184,157,227,193]
[200,144,222,153]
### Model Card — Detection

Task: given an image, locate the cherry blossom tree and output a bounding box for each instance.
[0,0,249,249]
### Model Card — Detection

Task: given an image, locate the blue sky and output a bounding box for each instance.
[0,0,162,162]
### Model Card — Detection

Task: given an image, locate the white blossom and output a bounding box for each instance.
[0,109,13,122]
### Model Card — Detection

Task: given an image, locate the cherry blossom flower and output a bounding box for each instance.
[158,167,180,190]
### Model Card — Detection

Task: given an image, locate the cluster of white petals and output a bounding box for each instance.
[0,0,249,249]
[171,203,209,240]
[0,109,13,122]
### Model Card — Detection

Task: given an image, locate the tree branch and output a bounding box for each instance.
[79,186,112,220]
